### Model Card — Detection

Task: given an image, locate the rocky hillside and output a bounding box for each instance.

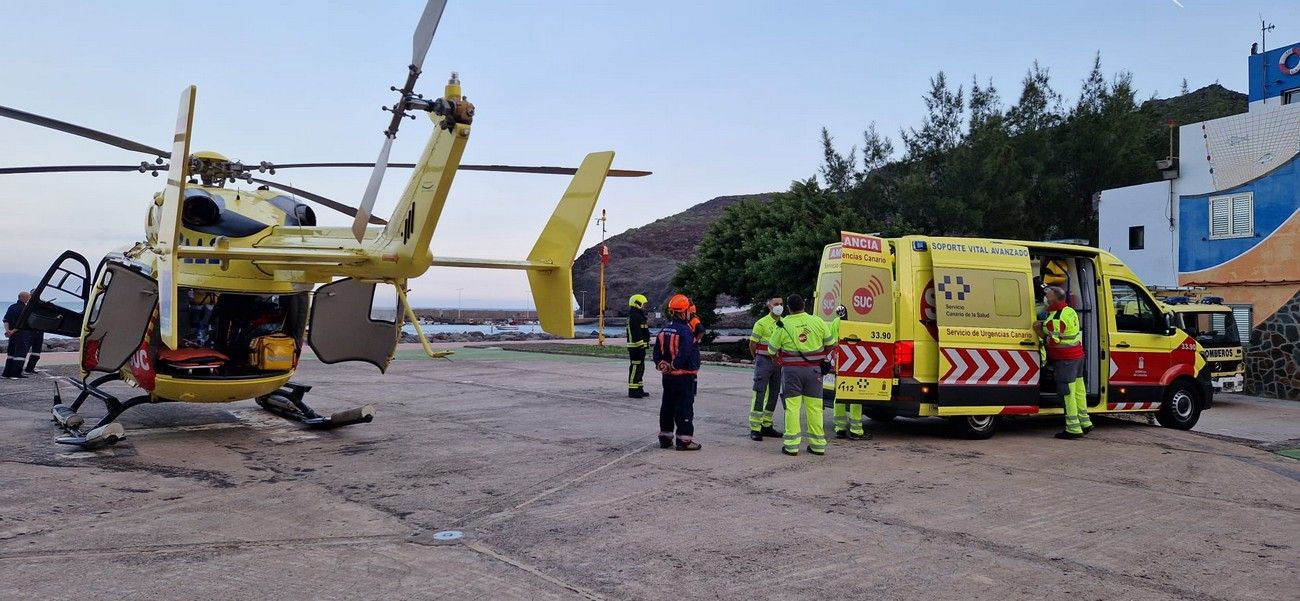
[573,193,773,317]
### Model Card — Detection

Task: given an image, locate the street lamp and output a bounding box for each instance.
[456,288,463,321]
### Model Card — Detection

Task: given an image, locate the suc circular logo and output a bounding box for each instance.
[852,287,875,315]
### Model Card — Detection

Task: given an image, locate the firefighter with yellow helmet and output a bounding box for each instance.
[626,293,651,398]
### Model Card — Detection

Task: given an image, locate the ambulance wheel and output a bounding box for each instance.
[950,415,998,439]
[1155,381,1201,430]
[864,410,896,422]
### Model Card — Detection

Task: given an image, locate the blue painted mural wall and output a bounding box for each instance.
[1179,155,1300,272]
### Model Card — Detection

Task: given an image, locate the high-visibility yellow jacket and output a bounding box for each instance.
[768,312,831,368]
[750,313,780,356]
[1042,302,1083,361]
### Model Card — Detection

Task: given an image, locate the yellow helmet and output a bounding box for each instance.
[629,294,648,309]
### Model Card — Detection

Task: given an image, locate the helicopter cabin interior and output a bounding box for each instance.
[163,288,308,377]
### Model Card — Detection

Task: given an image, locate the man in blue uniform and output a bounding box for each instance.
[3,291,31,379]
[23,289,42,373]
[653,294,702,451]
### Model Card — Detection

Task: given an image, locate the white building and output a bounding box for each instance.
[1098,41,1300,399]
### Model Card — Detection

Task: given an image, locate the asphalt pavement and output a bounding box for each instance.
[0,348,1295,600]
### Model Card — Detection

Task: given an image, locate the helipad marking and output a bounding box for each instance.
[58,449,117,459]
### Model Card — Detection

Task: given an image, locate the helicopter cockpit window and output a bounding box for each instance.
[18,250,92,338]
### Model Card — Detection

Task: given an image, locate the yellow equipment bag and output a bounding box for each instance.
[249,333,297,371]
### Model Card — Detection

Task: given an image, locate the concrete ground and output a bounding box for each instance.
[0,348,1296,600]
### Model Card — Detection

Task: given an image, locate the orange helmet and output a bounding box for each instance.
[667,294,691,312]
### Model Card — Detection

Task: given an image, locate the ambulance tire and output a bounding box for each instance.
[1155,380,1201,430]
[864,410,896,422]
[949,415,998,439]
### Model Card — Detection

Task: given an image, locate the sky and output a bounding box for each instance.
[1,0,1297,308]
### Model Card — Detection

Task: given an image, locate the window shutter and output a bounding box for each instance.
[1230,305,1252,344]
[1231,194,1253,236]
[1209,197,1230,238]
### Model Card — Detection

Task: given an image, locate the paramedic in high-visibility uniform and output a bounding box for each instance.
[768,293,832,456]
[626,294,651,398]
[653,294,702,451]
[748,297,784,441]
[1035,285,1093,439]
[828,304,866,440]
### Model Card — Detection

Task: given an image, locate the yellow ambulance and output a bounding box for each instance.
[831,232,1213,439]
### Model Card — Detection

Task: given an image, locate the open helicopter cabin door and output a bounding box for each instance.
[307,279,399,372]
[18,251,92,337]
[81,261,159,373]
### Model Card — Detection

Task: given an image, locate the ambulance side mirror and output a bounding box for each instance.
[1163,312,1177,336]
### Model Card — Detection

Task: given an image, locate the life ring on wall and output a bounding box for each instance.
[1281,47,1300,76]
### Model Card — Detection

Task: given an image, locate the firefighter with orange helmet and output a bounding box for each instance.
[688,304,704,343]
[653,293,702,451]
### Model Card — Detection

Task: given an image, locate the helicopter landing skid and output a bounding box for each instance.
[50,376,146,450]
[255,382,375,430]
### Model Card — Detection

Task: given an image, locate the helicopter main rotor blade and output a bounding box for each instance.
[0,104,168,158]
[156,85,197,351]
[412,0,448,68]
[0,164,153,175]
[248,177,387,225]
[352,137,394,241]
[258,162,653,177]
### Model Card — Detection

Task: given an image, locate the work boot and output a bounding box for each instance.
[629,389,648,398]
[781,448,798,456]
[675,439,701,451]
[749,431,763,441]
[1054,431,1084,440]
[759,425,782,437]
[834,429,848,439]
[1082,425,1094,434]
[847,431,869,440]
[807,446,824,456]
[657,434,673,449]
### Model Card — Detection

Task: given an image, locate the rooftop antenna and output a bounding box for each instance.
[1261,18,1276,104]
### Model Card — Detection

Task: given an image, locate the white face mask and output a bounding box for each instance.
[771,305,784,316]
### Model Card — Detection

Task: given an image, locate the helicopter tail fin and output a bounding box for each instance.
[524,151,613,338]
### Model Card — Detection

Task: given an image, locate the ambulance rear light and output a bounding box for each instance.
[895,340,914,379]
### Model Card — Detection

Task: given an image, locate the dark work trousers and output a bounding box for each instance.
[627,347,646,393]
[4,333,30,378]
[24,331,43,372]
[659,375,697,440]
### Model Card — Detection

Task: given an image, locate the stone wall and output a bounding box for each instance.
[1246,290,1300,400]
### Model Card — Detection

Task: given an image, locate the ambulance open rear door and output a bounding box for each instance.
[926,238,1039,415]
[835,232,895,404]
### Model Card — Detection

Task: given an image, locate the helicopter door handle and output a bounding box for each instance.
[1116,342,1131,348]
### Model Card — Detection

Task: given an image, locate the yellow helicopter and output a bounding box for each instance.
[2,0,647,449]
